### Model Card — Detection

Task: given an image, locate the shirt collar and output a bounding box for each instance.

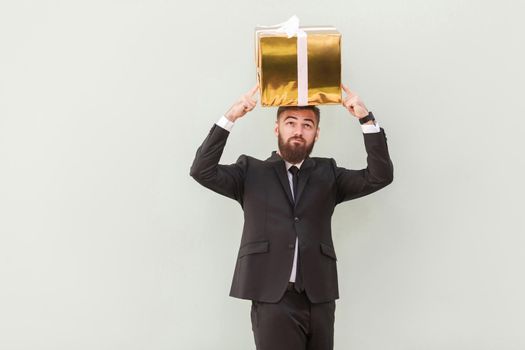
[284,159,304,171]
[274,150,305,170]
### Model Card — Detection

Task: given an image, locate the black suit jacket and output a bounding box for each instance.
[190,124,393,303]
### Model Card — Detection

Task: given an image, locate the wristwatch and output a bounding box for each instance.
[359,111,375,125]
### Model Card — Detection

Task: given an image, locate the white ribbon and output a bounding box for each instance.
[256,16,309,106]
[295,30,308,106]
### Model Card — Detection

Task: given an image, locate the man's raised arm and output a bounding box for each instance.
[333,84,394,204]
[189,85,258,203]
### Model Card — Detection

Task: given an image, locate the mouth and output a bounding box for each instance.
[290,138,304,144]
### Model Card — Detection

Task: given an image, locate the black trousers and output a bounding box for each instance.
[250,282,336,350]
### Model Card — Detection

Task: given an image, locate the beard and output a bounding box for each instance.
[278,133,315,164]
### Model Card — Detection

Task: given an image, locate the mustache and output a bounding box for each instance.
[288,136,305,142]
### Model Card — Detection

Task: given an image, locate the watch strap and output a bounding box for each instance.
[359,111,375,125]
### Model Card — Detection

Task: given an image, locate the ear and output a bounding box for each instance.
[315,127,320,141]
[274,122,279,137]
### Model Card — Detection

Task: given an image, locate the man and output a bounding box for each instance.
[189,83,394,350]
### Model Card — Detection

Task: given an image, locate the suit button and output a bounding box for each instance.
[288,244,295,249]
[294,217,300,222]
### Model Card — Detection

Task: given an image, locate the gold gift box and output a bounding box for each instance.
[255,25,342,107]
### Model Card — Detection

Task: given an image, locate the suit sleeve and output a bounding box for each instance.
[189,124,247,205]
[332,127,394,204]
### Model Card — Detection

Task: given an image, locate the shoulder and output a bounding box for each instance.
[234,154,267,169]
[235,154,260,162]
[310,156,336,167]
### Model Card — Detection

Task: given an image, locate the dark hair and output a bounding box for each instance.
[276,105,321,125]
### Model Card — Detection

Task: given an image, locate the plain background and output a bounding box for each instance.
[1,0,524,349]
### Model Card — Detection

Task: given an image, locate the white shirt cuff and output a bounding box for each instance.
[361,120,380,133]
[215,115,235,132]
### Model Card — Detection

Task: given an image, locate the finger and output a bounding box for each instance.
[346,95,360,106]
[243,97,256,108]
[344,99,355,109]
[243,99,256,109]
[247,83,259,97]
[343,98,354,109]
[341,83,352,96]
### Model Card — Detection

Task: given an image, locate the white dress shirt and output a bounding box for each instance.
[283,159,303,282]
[215,115,381,133]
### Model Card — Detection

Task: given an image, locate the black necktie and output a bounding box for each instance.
[288,165,304,293]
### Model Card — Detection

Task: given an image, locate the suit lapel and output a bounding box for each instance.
[295,157,314,205]
[267,151,315,208]
[271,158,295,207]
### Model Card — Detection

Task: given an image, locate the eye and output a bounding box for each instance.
[304,124,312,129]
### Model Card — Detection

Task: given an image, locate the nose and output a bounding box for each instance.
[293,125,303,136]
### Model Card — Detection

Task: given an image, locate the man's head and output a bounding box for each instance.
[274,106,321,164]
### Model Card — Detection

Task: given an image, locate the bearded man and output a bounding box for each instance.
[189,83,394,350]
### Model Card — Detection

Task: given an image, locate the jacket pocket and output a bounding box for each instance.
[320,242,337,260]
[238,240,269,259]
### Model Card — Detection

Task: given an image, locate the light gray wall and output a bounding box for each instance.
[1,1,524,349]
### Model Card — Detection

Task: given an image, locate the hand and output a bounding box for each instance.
[341,83,369,119]
[224,84,259,122]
